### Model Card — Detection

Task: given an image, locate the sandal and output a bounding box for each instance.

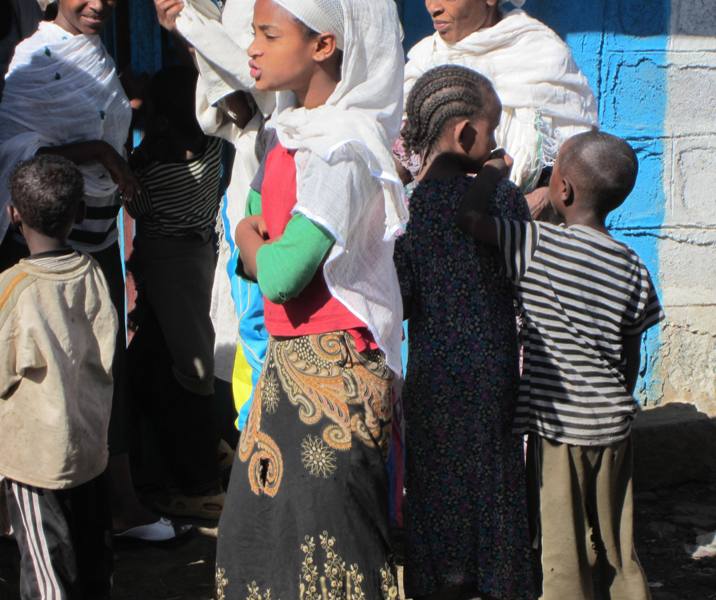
[154,490,225,521]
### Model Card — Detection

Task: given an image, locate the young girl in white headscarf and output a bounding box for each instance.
[215,0,407,597]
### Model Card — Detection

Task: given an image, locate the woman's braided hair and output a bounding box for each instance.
[402,65,500,159]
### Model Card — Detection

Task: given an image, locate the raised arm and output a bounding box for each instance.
[37,141,141,200]
[456,152,513,245]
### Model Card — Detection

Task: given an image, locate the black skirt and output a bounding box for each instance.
[216,332,399,599]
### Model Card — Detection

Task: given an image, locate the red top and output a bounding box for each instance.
[260,142,375,350]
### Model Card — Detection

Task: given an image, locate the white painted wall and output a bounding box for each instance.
[659,1,716,414]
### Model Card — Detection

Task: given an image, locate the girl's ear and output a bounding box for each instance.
[312,33,339,63]
[455,119,476,156]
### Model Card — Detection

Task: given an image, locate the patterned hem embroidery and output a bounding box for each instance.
[246,581,273,600]
[301,435,338,478]
[299,531,398,600]
[216,567,228,600]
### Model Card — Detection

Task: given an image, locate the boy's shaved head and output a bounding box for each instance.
[559,130,639,216]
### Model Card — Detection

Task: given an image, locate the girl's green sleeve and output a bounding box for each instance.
[244,188,335,303]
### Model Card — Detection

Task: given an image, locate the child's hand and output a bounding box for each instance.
[223,91,255,129]
[483,148,514,179]
[154,0,184,32]
[235,216,268,280]
[243,215,268,240]
[100,145,143,202]
[525,186,551,219]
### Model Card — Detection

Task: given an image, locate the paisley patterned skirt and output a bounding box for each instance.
[216,332,399,600]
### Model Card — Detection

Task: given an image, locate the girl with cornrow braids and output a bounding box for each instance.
[402,0,597,219]
[394,65,536,600]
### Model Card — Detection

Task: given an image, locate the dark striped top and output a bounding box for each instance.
[67,192,121,253]
[496,219,664,446]
[127,136,223,238]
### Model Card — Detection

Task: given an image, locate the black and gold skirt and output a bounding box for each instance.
[216,332,399,599]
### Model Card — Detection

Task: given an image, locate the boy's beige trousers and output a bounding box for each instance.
[528,434,652,600]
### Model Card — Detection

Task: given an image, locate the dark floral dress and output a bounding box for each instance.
[394,176,536,599]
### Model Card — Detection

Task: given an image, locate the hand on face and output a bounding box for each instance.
[483,148,513,178]
[424,0,499,44]
[55,0,115,35]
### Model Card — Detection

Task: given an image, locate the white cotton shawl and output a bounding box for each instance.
[0,22,131,241]
[404,10,598,191]
[269,0,408,375]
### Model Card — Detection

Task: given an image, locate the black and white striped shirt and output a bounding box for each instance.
[496,219,664,446]
[127,136,223,238]
[67,192,121,253]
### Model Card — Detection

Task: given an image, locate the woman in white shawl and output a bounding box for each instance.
[403,0,598,214]
[0,0,182,541]
[214,0,406,597]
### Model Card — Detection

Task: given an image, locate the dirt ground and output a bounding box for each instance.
[2,481,716,600]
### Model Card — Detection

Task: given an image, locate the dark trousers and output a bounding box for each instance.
[91,243,128,456]
[4,475,112,600]
[127,307,220,493]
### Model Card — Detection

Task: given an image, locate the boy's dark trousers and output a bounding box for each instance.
[3,474,112,599]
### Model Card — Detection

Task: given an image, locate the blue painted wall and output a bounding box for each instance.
[401,0,671,403]
[528,2,670,402]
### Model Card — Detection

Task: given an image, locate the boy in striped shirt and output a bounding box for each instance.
[458,130,663,600]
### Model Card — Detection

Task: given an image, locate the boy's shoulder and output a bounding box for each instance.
[0,263,37,329]
[0,252,98,298]
[537,223,653,282]
[540,222,630,253]
[0,262,37,302]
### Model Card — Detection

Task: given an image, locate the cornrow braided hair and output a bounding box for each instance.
[402,65,500,160]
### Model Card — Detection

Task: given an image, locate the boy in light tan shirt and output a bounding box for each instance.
[0,155,117,599]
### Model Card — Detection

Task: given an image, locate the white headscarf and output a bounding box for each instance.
[268,0,408,375]
[0,21,131,241]
[404,9,598,190]
[274,0,345,49]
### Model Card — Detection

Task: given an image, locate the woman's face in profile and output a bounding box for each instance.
[55,0,116,36]
[424,0,498,44]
